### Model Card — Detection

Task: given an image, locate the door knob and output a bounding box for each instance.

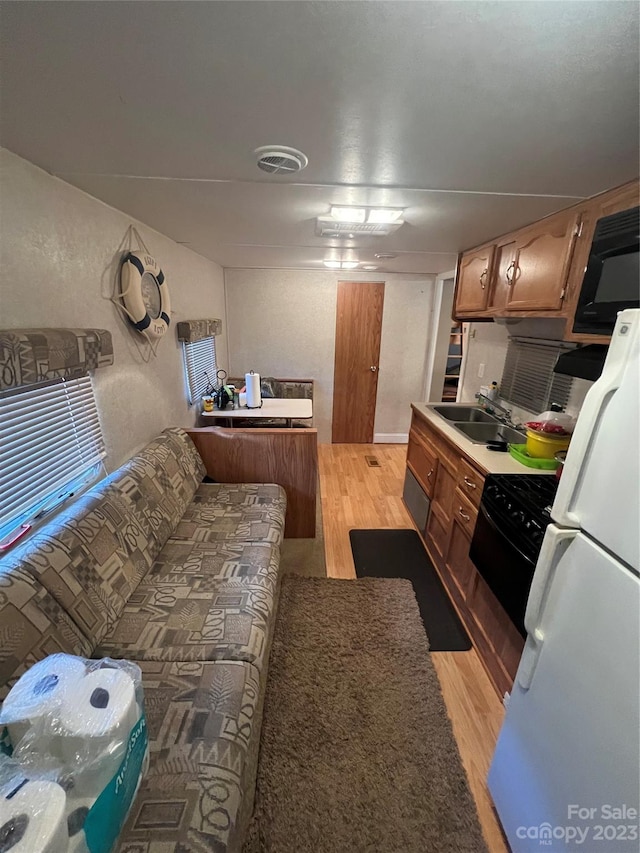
[370,365,378,372]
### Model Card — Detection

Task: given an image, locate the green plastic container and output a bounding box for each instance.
[508,443,560,470]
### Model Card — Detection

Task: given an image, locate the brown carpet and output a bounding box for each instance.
[244,577,488,853]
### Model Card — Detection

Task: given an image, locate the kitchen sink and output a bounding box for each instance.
[431,405,498,423]
[452,422,526,445]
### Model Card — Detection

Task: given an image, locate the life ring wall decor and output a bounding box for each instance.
[120,252,171,339]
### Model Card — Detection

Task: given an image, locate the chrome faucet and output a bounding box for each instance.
[475,393,523,432]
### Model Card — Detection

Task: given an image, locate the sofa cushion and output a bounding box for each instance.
[0,565,92,697]
[146,539,280,590]
[4,492,152,647]
[96,574,277,676]
[173,484,286,546]
[2,428,207,648]
[116,660,262,853]
[112,428,207,561]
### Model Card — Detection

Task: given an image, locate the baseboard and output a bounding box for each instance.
[374,433,409,444]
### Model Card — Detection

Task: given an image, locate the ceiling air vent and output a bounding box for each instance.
[254,145,308,175]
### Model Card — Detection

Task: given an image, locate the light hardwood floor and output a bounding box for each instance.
[318,442,509,853]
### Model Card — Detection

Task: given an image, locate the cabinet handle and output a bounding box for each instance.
[427,468,434,479]
[458,507,471,521]
[463,476,477,489]
[506,261,515,284]
[479,268,488,289]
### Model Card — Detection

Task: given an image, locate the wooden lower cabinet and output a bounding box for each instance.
[446,510,476,599]
[405,411,525,698]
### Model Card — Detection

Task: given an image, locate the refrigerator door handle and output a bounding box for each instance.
[518,525,575,690]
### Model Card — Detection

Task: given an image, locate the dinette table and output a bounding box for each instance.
[200,397,312,428]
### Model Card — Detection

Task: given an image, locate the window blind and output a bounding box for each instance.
[0,376,105,543]
[500,338,574,413]
[183,337,217,404]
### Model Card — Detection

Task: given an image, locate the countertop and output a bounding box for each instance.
[410,402,557,477]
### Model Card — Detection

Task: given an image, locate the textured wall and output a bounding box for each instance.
[224,269,435,442]
[0,148,226,469]
[458,321,510,403]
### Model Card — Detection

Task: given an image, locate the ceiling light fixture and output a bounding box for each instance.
[323,260,342,269]
[330,206,366,223]
[367,208,404,224]
[362,265,379,271]
[374,252,397,259]
[317,207,405,238]
[340,261,359,270]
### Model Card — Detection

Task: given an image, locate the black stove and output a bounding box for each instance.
[470,474,559,637]
[482,474,558,564]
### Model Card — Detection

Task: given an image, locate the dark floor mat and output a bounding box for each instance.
[349,528,471,651]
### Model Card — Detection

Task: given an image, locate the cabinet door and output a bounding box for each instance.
[431,457,457,523]
[455,245,495,314]
[406,432,438,498]
[488,240,517,313]
[506,210,581,311]
[445,512,476,600]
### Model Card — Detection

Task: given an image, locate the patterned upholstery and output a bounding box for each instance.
[3,489,152,646]
[0,566,92,698]
[145,539,280,589]
[2,427,207,647]
[116,660,262,853]
[0,328,114,392]
[97,575,278,676]
[176,318,223,342]
[0,426,284,852]
[173,484,286,546]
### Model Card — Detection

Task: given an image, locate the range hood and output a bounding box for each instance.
[553,344,609,382]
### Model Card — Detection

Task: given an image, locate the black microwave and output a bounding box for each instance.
[573,205,639,335]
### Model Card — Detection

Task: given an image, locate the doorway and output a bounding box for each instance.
[332,280,385,443]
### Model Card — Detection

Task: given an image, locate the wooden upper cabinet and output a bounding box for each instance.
[488,239,517,312]
[455,245,495,314]
[504,208,581,312]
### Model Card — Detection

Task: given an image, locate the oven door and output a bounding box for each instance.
[469,501,537,637]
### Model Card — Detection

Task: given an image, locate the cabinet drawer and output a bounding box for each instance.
[456,458,484,508]
[406,433,438,497]
[452,488,478,536]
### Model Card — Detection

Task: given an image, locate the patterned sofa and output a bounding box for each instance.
[0,427,286,853]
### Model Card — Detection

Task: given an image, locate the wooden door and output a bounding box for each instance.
[505,209,581,311]
[455,245,495,314]
[332,281,385,443]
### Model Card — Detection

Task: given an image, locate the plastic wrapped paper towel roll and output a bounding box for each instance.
[58,668,140,797]
[0,779,68,853]
[245,371,262,408]
[0,654,86,749]
[64,795,93,853]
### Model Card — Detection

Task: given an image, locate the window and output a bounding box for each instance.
[500,338,574,413]
[0,376,106,547]
[182,337,217,404]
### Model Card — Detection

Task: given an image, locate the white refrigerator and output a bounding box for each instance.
[488,309,640,853]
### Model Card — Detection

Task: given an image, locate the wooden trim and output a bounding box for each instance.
[186,426,318,538]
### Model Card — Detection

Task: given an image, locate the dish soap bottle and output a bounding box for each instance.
[487,381,499,401]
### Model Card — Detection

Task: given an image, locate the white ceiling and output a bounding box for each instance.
[1,1,638,275]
